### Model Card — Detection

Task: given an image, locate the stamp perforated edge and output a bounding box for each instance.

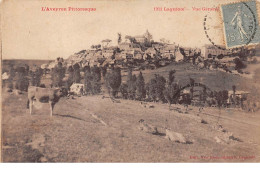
[219,0,260,49]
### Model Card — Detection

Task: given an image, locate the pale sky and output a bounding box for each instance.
[1,0,243,60]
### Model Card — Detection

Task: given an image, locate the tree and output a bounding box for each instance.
[91,66,101,94]
[91,66,101,81]
[164,83,180,109]
[201,86,207,104]
[101,66,107,79]
[73,63,81,83]
[222,90,229,107]
[51,62,65,87]
[190,78,195,86]
[105,67,122,97]
[136,71,146,100]
[164,70,180,109]
[15,67,29,91]
[232,85,236,99]
[168,70,176,85]
[84,66,102,95]
[120,83,128,99]
[84,69,93,95]
[232,85,236,106]
[126,68,136,100]
[117,33,122,44]
[66,66,74,90]
[144,29,153,41]
[30,67,43,87]
[147,74,166,102]
[234,57,246,71]
[7,64,15,89]
[147,79,157,101]
[128,74,137,100]
[189,78,195,100]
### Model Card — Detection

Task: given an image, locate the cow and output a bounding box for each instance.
[27,86,63,116]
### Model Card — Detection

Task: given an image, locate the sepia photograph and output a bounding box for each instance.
[1,0,260,163]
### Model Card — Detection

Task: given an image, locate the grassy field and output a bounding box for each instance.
[2,60,260,162]
[2,90,260,162]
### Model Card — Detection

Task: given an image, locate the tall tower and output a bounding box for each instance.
[144,29,153,42]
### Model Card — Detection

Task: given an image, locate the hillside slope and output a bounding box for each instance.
[2,91,260,162]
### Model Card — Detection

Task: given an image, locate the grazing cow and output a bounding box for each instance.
[165,129,187,144]
[138,119,158,134]
[27,86,63,116]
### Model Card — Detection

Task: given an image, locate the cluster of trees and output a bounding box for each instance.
[5,64,30,92]
[110,68,237,109]
[206,90,229,107]
[110,69,181,107]
[119,69,146,100]
[103,68,182,106]
[5,64,45,92]
[5,59,245,110]
[50,61,104,95]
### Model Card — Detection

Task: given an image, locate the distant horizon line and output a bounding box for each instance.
[2,58,55,61]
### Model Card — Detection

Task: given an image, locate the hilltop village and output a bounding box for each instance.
[53,30,258,75]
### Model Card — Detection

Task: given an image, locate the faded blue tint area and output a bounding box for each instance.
[221,1,260,48]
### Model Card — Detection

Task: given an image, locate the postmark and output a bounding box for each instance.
[221,1,260,48]
[204,14,231,50]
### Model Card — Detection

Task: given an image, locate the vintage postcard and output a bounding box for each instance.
[1,0,260,163]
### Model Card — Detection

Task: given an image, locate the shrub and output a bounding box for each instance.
[234,58,246,70]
